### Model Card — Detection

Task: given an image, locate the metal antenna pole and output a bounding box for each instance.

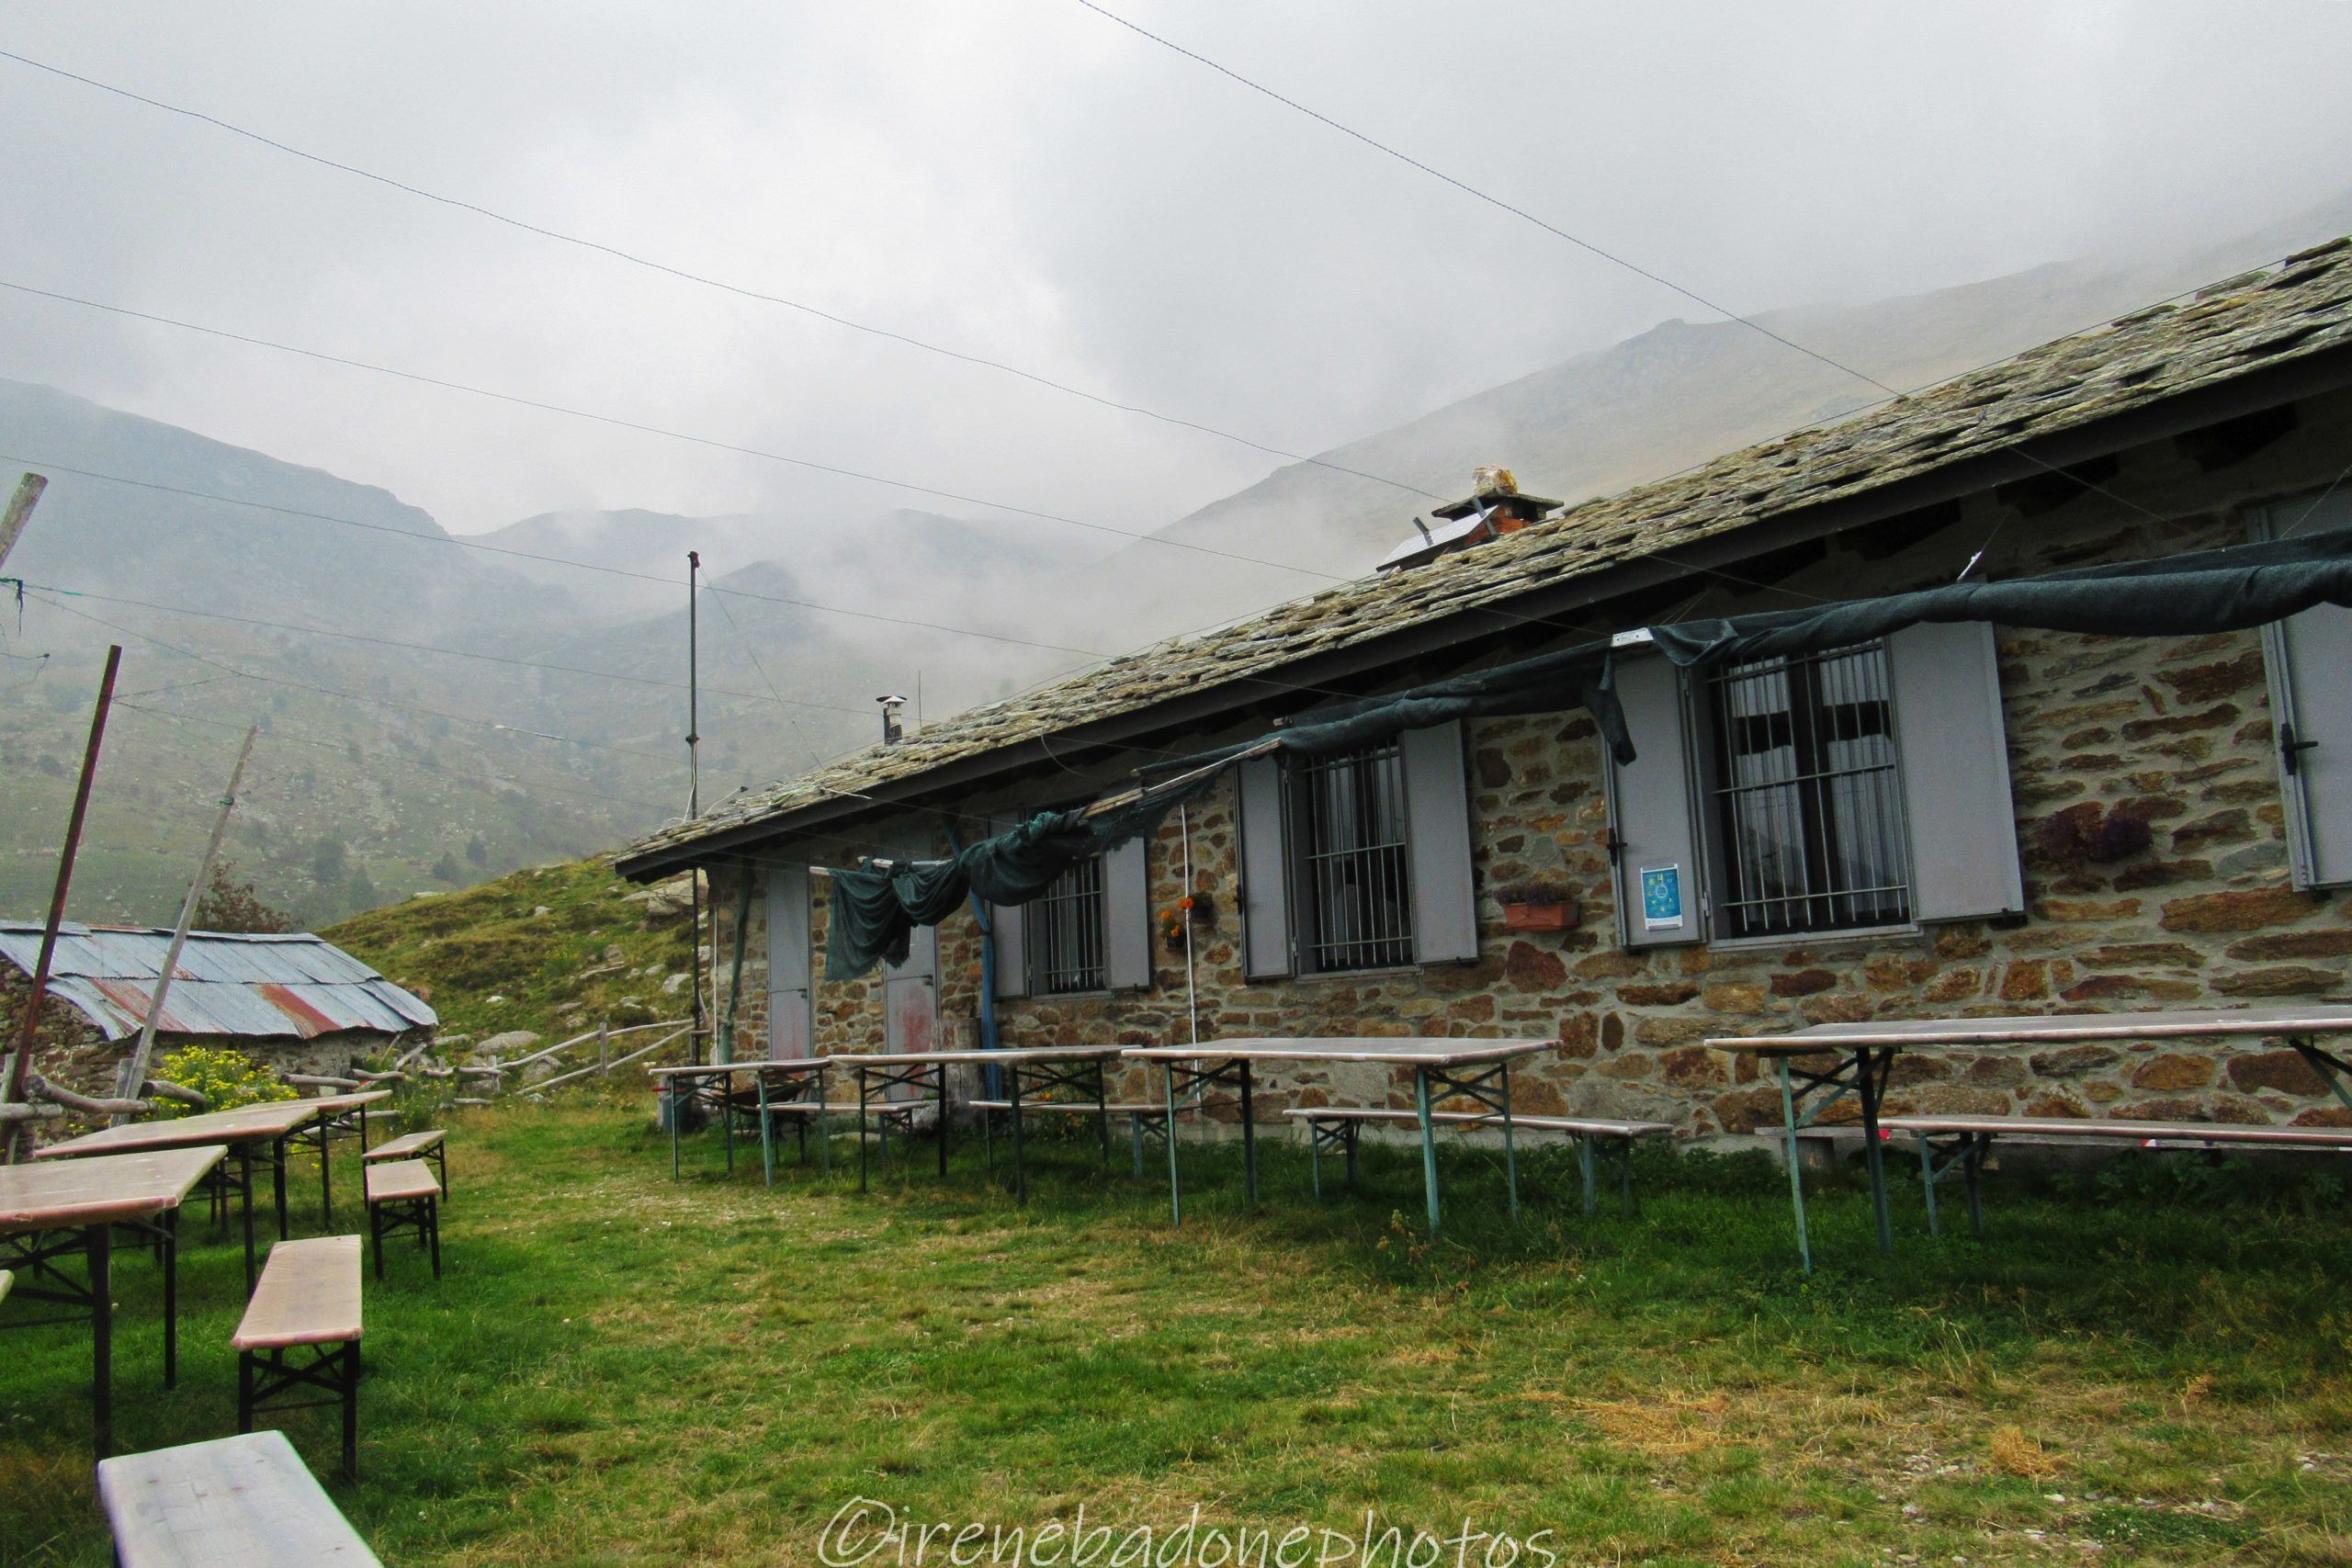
[114,726,257,1119]
[687,551,704,1066]
[3,645,120,1161]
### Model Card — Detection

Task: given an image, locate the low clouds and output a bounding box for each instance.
[2,0,2350,581]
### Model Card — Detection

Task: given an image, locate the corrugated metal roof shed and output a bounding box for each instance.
[0,921,436,1042]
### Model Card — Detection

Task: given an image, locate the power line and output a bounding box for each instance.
[0,456,1120,662]
[0,46,1442,504]
[10,576,875,716]
[0,277,1356,584]
[1068,0,2177,536]
[694,561,826,771]
[27,591,688,810]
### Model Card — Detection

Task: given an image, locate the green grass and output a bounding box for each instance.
[322,856,695,1045]
[3,1102,2348,1566]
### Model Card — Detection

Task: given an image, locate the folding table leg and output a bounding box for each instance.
[1093,1062,1112,1167]
[342,1342,361,1482]
[1916,1133,1941,1238]
[89,1226,112,1460]
[857,1070,871,1193]
[1239,1061,1258,1206]
[937,1064,950,1179]
[1777,1058,1815,1276]
[1618,1136,1635,1219]
[1163,1064,1184,1226]
[1308,1120,1323,1201]
[759,1076,775,1190]
[240,1145,259,1296]
[273,1138,289,1241]
[319,1123,334,1226]
[1414,1068,1442,1238]
[1010,1065,1029,1205]
[1854,1048,1894,1257]
[162,1210,178,1390]
[1577,1136,1598,1218]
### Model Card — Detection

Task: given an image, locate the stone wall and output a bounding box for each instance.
[705,397,2352,1135]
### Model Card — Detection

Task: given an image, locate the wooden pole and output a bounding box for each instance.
[113,726,257,1119]
[3,646,121,1162]
[0,472,46,572]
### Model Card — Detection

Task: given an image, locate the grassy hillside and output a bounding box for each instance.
[322,855,699,1047]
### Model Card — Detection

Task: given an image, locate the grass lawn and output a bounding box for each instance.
[3,1099,2347,1566]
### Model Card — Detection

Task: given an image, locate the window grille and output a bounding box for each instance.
[1708,641,1912,938]
[1293,742,1415,971]
[1027,854,1107,994]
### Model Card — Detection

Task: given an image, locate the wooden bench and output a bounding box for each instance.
[1284,1108,1675,1216]
[970,1099,1175,1177]
[1877,1114,2352,1238]
[363,1159,441,1281]
[362,1129,448,1204]
[97,1429,380,1566]
[233,1235,363,1480]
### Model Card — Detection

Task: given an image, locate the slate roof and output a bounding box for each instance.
[624,236,2352,870]
[0,921,438,1041]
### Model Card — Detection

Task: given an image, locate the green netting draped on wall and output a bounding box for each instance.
[820,528,2352,978]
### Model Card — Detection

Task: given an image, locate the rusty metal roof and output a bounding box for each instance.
[0,921,436,1042]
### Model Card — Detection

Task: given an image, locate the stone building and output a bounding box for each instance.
[619,238,2352,1140]
[0,920,437,1111]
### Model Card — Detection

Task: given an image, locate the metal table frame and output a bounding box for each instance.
[0,1145,222,1458]
[35,1096,385,1294]
[1123,1039,1553,1236]
[652,1061,831,1186]
[1709,1006,2352,1273]
[826,1047,1125,1202]
[288,1095,379,1228]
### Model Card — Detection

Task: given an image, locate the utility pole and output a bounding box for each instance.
[114,725,257,1118]
[686,551,705,1067]
[3,645,120,1161]
[0,472,46,573]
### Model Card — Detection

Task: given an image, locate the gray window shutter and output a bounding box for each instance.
[1237,752,1294,978]
[1888,620,2024,921]
[1102,832,1153,990]
[1401,721,1478,964]
[988,821,1030,999]
[1607,655,1704,948]
[764,864,812,1060]
[2263,490,2352,888]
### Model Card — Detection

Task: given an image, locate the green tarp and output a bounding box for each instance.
[820,528,2352,978]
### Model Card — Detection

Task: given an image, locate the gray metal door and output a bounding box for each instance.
[2262,490,2352,888]
[882,919,937,1096]
[765,865,812,1061]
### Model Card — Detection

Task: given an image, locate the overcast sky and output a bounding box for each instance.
[4,1,2352,552]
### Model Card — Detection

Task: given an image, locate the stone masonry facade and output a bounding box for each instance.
[705,393,2352,1139]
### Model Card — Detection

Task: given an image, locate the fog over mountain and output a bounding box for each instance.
[10,185,2352,931]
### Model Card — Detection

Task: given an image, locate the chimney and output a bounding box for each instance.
[1374,468,1562,573]
[877,694,908,745]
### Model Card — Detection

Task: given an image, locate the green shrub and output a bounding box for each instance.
[153,1043,298,1119]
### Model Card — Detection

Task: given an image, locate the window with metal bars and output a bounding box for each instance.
[1025,854,1107,994]
[1707,640,1913,939]
[1290,742,1415,972]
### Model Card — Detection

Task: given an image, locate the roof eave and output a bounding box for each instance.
[616,333,2352,882]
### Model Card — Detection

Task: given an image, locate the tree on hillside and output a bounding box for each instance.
[465,831,489,867]
[311,835,347,886]
[432,851,465,884]
[194,862,292,933]
[345,864,380,913]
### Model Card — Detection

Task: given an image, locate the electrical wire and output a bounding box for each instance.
[1068,0,2180,539]
[10,577,874,717]
[0,456,1119,662]
[0,277,1358,584]
[693,560,827,771]
[22,589,693,771]
[0,46,1442,504]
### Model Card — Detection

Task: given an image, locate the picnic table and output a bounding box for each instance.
[37,1092,391,1293]
[1706,1005,2352,1272]
[822,1046,1126,1201]
[1121,1038,1554,1235]
[0,1145,223,1456]
[649,1059,831,1185]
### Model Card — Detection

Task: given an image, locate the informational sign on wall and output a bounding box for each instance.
[1639,863,1684,931]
